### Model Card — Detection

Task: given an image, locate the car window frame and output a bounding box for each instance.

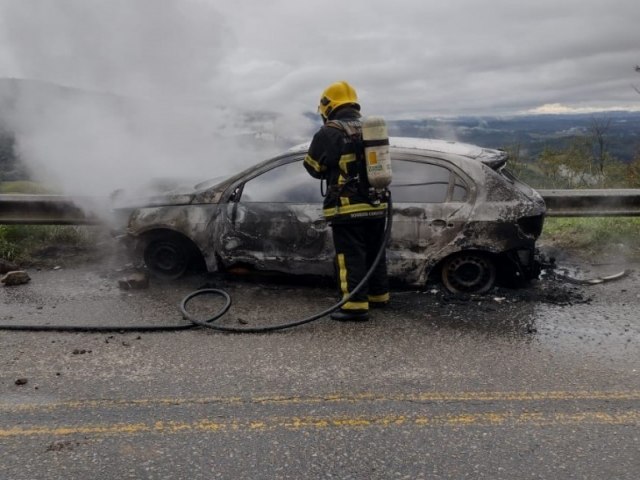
[235,155,323,204]
[223,154,306,204]
[223,151,477,206]
[391,153,476,205]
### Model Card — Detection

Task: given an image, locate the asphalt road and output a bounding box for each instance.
[1,254,639,479]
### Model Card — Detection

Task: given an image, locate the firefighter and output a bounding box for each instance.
[303,81,390,321]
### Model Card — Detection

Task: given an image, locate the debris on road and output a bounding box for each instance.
[46,440,80,452]
[552,269,631,286]
[1,270,31,286]
[118,271,149,290]
[14,378,28,386]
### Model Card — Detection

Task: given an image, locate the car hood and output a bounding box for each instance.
[111,175,231,209]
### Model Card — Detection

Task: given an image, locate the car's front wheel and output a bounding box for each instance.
[441,252,497,294]
[143,234,192,279]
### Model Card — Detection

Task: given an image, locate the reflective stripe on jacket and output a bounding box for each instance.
[303,107,387,222]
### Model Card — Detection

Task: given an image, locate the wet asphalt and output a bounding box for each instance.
[1,252,639,480]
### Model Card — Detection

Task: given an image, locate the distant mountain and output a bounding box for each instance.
[387,112,640,162]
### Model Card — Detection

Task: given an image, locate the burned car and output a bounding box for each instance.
[113,138,546,293]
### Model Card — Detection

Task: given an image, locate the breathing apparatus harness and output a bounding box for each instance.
[0,117,394,334]
[321,116,392,209]
[323,119,377,208]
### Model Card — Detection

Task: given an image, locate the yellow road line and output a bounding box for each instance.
[1,411,638,439]
[2,390,640,413]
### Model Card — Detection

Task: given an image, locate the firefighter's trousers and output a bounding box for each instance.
[331,218,390,311]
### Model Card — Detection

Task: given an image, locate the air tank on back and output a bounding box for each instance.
[362,116,392,190]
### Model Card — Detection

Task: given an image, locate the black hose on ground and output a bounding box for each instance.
[0,196,393,333]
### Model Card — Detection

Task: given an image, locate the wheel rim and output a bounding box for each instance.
[441,253,496,294]
[144,240,189,278]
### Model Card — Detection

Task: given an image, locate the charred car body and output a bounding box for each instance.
[113,138,546,294]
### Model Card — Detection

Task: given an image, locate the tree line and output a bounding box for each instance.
[507,66,640,189]
[505,116,640,189]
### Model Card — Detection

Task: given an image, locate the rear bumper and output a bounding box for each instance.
[504,247,542,281]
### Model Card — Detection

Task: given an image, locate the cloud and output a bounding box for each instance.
[0,0,316,196]
[1,0,639,116]
[0,0,639,196]
[211,0,640,117]
[0,0,234,99]
[527,103,640,115]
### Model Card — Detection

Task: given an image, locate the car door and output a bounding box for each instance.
[218,157,334,276]
[388,156,475,284]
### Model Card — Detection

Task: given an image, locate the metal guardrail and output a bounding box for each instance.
[0,194,105,225]
[538,189,640,217]
[2,190,640,224]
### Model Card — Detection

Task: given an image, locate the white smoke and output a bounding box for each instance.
[0,0,316,196]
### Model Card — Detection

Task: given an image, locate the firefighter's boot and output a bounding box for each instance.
[330,309,369,322]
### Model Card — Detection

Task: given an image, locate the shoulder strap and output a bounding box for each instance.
[325,119,361,138]
[325,120,370,194]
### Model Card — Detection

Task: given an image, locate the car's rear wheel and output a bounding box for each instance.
[441,252,497,294]
[143,235,192,279]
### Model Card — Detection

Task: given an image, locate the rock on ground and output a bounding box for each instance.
[118,272,149,290]
[1,270,31,286]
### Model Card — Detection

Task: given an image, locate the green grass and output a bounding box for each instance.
[0,181,56,194]
[1,181,95,265]
[541,217,640,260]
[0,225,96,265]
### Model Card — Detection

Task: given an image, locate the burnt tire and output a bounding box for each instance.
[143,235,192,279]
[441,252,497,294]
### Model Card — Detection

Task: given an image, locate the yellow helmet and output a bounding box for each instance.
[318,81,360,120]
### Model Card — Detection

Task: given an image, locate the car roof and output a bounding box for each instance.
[287,136,507,168]
[191,136,507,201]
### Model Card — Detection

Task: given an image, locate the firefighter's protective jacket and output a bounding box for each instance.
[303,107,388,223]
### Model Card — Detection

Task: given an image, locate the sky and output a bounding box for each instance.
[1,0,638,117]
[0,0,638,195]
